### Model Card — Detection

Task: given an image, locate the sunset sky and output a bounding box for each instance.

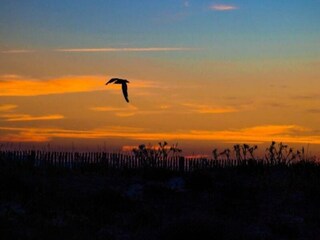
[1,0,320,156]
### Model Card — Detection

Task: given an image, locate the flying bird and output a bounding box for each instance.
[106,78,130,103]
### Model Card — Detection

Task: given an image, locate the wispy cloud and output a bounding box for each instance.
[0,75,102,96]
[292,94,320,101]
[90,105,139,117]
[182,103,238,114]
[0,104,17,112]
[1,49,34,54]
[209,4,238,11]
[90,106,130,112]
[0,132,50,142]
[0,126,144,142]
[1,124,319,144]
[0,103,64,122]
[1,114,64,122]
[1,47,199,54]
[90,105,170,117]
[307,109,320,114]
[54,47,197,53]
[91,102,241,118]
[0,75,156,96]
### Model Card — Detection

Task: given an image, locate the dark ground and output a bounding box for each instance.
[1,161,320,240]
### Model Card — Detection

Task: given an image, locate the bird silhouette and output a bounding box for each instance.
[106,78,130,103]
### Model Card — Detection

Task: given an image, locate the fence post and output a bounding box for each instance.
[179,157,185,173]
[28,150,36,167]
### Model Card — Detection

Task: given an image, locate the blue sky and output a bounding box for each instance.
[1,0,319,60]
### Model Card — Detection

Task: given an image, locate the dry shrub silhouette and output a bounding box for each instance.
[132,142,182,167]
[265,141,306,165]
[212,141,310,165]
[213,144,258,162]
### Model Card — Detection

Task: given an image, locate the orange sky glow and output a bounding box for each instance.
[1,1,320,157]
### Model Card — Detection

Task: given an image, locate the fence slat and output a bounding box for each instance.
[0,150,289,172]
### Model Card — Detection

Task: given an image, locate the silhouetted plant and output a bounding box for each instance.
[234,144,258,162]
[242,144,250,160]
[265,141,277,164]
[248,145,258,160]
[213,142,311,165]
[220,149,231,161]
[169,143,182,158]
[234,144,242,162]
[265,141,300,165]
[212,149,219,161]
[132,142,182,167]
[289,146,307,163]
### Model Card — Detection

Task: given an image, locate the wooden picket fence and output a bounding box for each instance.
[0,150,268,172]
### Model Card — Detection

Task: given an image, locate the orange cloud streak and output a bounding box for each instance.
[182,103,238,114]
[0,133,49,142]
[0,104,17,112]
[0,75,156,96]
[1,125,320,144]
[90,105,138,112]
[90,105,139,117]
[90,105,173,117]
[1,114,64,122]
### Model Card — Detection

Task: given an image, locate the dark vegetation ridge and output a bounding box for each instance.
[1,141,320,239]
[0,141,317,172]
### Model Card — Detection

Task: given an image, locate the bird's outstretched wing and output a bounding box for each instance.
[106,78,118,85]
[121,83,129,102]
